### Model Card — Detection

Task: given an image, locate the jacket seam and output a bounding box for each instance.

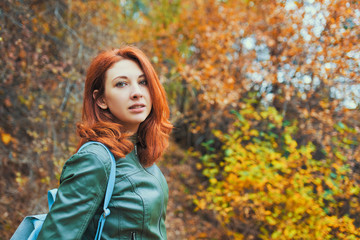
[115,169,144,184]
[143,168,165,239]
[127,176,145,239]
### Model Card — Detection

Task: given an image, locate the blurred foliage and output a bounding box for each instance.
[194,101,360,239]
[0,0,359,239]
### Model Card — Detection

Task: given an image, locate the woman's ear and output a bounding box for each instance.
[93,90,108,109]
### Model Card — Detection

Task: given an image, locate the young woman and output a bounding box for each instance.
[37,46,173,239]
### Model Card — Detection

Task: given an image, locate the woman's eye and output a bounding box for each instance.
[139,79,148,85]
[115,81,127,87]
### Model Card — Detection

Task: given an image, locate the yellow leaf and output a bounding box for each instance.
[210,178,217,184]
[1,132,12,145]
[249,129,259,136]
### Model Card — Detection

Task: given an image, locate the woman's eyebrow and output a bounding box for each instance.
[112,76,128,81]
[112,74,145,81]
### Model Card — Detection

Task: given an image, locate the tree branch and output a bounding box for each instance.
[54,4,84,59]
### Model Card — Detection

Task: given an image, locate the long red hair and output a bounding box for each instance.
[77,46,173,166]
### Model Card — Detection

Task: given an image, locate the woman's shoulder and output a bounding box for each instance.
[60,142,113,182]
[78,142,113,163]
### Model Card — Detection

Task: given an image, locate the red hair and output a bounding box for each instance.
[77,46,173,166]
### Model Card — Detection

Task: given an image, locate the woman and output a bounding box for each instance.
[38,46,173,239]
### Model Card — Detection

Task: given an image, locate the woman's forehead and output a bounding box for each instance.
[106,59,144,81]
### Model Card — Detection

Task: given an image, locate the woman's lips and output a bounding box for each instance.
[129,103,146,113]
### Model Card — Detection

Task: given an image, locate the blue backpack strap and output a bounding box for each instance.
[78,141,116,240]
[47,188,58,210]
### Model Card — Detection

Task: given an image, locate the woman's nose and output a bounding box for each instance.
[130,84,143,99]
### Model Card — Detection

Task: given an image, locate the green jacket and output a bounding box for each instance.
[37,143,168,240]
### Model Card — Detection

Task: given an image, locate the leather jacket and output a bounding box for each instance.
[37,143,168,239]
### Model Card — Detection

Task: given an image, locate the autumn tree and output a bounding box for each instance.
[184,0,360,238]
[195,102,360,239]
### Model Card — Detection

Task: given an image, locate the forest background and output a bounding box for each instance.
[0,0,359,239]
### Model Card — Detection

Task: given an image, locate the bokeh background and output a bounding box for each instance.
[1,0,359,239]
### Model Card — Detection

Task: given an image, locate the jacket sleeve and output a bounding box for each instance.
[37,148,110,240]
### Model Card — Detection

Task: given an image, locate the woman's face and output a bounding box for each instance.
[95,59,152,133]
